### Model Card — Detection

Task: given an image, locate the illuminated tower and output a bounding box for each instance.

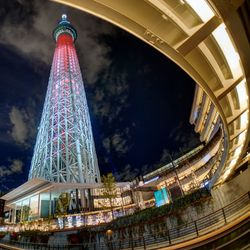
[29,14,101,183]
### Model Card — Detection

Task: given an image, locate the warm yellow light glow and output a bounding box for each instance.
[240,111,248,129]
[212,24,242,79]
[238,130,247,144]
[185,0,214,22]
[224,168,231,176]
[223,168,232,179]
[234,145,243,158]
[224,125,249,182]
[228,158,237,169]
[147,0,188,32]
[223,157,238,180]
[237,79,248,109]
[147,0,169,16]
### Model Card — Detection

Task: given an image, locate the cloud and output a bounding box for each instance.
[141,164,150,175]
[8,105,36,147]
[0,0,114,83]
[159,149,171,165]
[9,107,28,145]
[102,137,111,154]
[102,128,130,155]
[92,71,129,123]
[111,133,129,154]
[168,121,200,153]
[10,159,23,173]
[0,159,23,178]
[114,164,139,181]
[139,149,171,176]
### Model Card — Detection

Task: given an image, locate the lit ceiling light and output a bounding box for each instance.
[238,130,247,144]
[212,24,242,79]
[185,0,214,22]
[223,168,232,179]
[224,168,231,176]
[222,158,237,181]
[234,145,243,158]
[236,79,248,109]
[240,111,248,129]
[228,158,237,169]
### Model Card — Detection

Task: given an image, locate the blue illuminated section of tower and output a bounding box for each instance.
[29,15,101,183]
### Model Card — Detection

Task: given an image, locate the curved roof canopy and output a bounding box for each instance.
[53,0,250,186]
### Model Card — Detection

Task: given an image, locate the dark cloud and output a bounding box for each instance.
[92,70,129,123]
[0,0,113,83]
[9,106,29,145]
[102,128,130,155]
[168,121,200,153]
[114,164,139,181]
[8,105,36,147]
[0,159,23,178]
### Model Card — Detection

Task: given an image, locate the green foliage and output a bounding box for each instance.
[109,187,210,229]
[56,192,70,215]
[102,173,118,219]
[21,205,30,221]
[102,173,117,201]
[0,232,7,239]
[43,214,54,224]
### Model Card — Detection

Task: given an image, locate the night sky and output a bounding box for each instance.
[0,0,200,191]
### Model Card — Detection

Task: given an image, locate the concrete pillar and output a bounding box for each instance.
[37,193,41,218]
[49,191,52,217]
[87,189,94,210]
[80,189,87,209]
[133,191,145,210]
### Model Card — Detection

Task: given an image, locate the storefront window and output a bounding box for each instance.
[21,199,30,222]
[29,195,39,220]
[40,193,50,218]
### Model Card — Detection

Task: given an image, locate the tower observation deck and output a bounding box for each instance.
[29,14,101,184]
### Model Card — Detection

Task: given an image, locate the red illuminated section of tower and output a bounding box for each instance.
[29,15,100,183]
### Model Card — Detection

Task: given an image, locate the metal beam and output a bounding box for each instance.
[227,108,248,125]
[177,16,222,56]
[216,76,244,100]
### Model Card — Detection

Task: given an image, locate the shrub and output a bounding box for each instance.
[108,187,210,229]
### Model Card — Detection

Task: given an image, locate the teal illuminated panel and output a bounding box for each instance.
[154,188,169,207]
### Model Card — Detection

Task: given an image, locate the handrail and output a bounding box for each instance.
[1,191,250,249]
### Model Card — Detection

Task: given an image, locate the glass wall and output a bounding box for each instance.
[21,199,29,222]
[39,193,50,218]
[8,186,133,224]
[29,195,39,220]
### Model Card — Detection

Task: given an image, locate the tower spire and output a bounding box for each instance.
[29,15,100,184]
[61,14,67,21]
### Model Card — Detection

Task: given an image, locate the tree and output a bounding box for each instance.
[102,173,118,220]
[56,192,70,216]
[21,205,30,221]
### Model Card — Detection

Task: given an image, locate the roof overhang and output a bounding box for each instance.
[1,178,131,204]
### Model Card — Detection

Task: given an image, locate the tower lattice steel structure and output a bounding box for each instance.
[29,14,101,183]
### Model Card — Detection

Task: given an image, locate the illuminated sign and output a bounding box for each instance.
[154,188,169,207]
[144,176,159,185]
